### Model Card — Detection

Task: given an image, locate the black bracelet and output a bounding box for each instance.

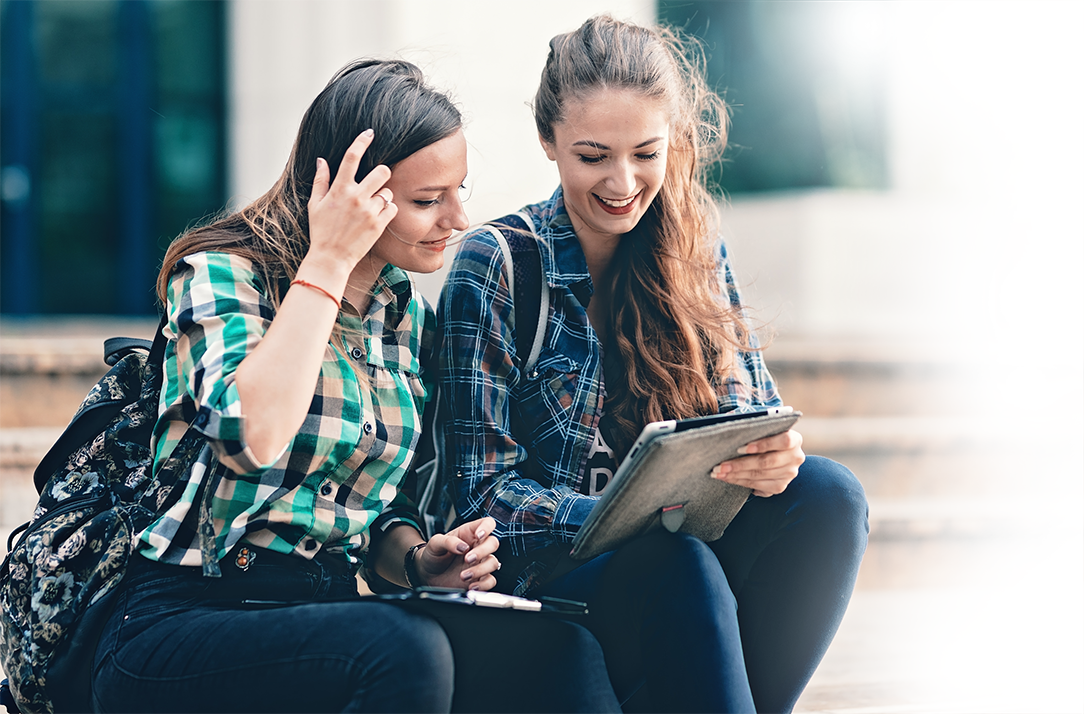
[404,542,426,589]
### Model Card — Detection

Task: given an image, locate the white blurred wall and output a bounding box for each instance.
[227,0,653,300]
[227,0,1083,375]
[721,1,1083,365]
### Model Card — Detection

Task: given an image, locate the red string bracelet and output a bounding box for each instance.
[290,279,341,309]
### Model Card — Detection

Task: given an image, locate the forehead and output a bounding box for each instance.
[389,129,467,184]
[555,88,670,144]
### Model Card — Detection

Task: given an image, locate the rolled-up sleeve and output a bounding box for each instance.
[163,252,284,474]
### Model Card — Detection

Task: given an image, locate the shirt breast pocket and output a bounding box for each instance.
[519,351,581,416]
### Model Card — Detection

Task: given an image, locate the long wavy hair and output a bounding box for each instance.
[156,59,462,308]
[535,15,756,451]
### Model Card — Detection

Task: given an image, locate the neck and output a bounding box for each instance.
[343,256,385,313]
[570,223,621,345]
[568,218,621,293]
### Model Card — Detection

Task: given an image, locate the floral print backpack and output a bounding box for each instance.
[0,320,206,714]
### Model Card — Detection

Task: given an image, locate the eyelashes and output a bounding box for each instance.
[412,184,470,208]
[577,151,662,165]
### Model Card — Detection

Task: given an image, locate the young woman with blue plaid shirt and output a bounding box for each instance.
[440,16,869,714]
[90,60,618,714]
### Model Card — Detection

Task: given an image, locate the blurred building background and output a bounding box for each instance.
[2,1,1082,711]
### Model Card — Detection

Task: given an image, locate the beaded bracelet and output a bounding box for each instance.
[290,279,341,309]
[404,542,427,589]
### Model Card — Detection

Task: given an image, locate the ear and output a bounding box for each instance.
[539,134,557,162]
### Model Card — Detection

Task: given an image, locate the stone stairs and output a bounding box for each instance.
[0,320,1041,575]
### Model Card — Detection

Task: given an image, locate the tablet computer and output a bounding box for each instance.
[568,407,801,561]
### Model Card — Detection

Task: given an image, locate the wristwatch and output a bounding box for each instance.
[403,542,426,589]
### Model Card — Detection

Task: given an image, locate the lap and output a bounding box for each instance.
[92,556,452,713]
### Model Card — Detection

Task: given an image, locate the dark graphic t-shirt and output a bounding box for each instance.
[580,414,618,496]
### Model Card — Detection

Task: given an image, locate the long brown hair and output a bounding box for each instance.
[534,15,755,449]
[157,59,462,306]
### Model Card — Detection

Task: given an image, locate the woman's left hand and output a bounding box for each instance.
[415,517,501,591]
[710,428,805,497]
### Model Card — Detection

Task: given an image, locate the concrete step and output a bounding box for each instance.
[0,416,1048,552]
[2,323,970,426]
[1,317,159,428]
[763,338,976,418]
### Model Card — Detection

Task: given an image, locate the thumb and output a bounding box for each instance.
[310,158,330,206]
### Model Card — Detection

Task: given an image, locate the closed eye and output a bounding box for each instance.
[636,151,661,161]
[578,154,605,165]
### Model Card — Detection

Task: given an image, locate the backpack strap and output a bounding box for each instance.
[33,315,169,493]
[484,212,548,374]
[415,216,547,538]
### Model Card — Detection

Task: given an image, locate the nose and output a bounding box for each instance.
[441,193,470,232]
[604,157,637,198]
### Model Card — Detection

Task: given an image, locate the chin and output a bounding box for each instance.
[407,256,446,275]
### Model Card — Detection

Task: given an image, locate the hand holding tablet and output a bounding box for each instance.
[569,407,802,561]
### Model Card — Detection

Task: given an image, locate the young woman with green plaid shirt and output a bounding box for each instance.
[89,60,618,714]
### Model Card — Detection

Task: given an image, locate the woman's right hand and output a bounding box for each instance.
[234,130,398,464]
[416,517,502,591]
[306,129,398,270]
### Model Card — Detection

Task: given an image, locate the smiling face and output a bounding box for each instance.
[366,128,470,274]
[542,88,670,248]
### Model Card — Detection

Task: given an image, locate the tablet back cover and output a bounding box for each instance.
[569,412,801,561]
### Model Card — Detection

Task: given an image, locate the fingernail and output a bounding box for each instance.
[362,128,374,137]
[737,445,749,455]
[456,542,469,554]
[465,553,478,564]
[461,570,473,580]
[468,583,480,591]
[476,528,486,539]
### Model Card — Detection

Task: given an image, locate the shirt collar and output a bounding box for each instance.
[341,263,413,325]
[528,186,594,297]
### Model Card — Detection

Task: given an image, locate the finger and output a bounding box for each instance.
[717,461,799,492]
[460,555,501,583]
[713,449,799,479]
[475,554,501,576]
[375,188,393,206]
[454,516,496,545]
[309,158,330,207]
[467,573,498,592]
[355,163,393,198]
[739,429,802,456]
[473,517,497,542]
[335,129,375,188]
[727,471,795,495]
[461,535,499,566]
[424,533,465,559]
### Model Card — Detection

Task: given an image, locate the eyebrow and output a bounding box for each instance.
[413,179,466,192]
[571,137,664,150]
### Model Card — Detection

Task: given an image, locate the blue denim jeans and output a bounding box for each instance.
[91,551,453,713]
[536,456,869,714]
[92,548,619,713]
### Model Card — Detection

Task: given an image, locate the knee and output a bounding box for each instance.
[374,608,454,694]
[633,532,737,610]
[792,455,869,542]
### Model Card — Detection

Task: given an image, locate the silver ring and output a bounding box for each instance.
[494,560,502,571]
[378,193,391,210]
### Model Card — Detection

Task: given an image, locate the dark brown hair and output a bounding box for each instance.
[157,58,462,304]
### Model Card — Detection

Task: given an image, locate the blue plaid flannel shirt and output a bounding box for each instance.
[438,187,782,594]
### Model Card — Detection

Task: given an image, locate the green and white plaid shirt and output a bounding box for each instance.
[138,251,431,572]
